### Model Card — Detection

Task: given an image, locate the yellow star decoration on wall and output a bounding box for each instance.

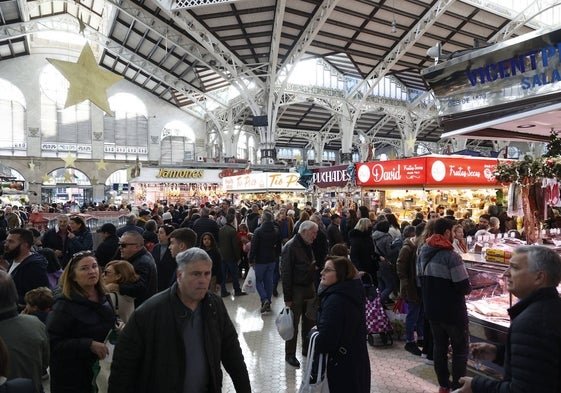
[42,175,53,184]
[62,153,76,168]
[96,160,107,171]
[47,43,123,116]
[63,171,75,183]
[28,161,36,171]
[91,176,99,185]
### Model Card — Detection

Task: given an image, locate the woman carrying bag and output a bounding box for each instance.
[312,256,370,392]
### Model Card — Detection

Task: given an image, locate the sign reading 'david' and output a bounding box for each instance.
[356,158,427,187]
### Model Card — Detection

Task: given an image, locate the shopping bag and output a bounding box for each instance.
[275,307,294,341]
[93,328,118,393]
[392,298,409,314]
[298,331,329,393]
[242,266,256,293]
[365,288,393,334]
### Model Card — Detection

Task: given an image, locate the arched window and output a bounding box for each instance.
[160,121,195,164]
[39,65,92,158]
[104,93,149,160]
[0,78,26,156]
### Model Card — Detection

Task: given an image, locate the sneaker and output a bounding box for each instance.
[425,357,434,365]
[260,302,268,313]
[265,301,271,312]
[234,291,247,296]
[404,342,422,356]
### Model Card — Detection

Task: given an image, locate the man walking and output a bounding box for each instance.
[108,248,251,393]
[457,245,561,393]
[218,214,245,297]
[418,218,471,393]
[250,211,281,313]
[280,220,318,368]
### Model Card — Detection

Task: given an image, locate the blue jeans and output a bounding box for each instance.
[377,261,395,304]
[221,259,241,294]
[430,320,469,389]
[405,300,424,343]
[254,262,275,303]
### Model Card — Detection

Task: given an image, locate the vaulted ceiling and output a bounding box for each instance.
[0,0,541,155]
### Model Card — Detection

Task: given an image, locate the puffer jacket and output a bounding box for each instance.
[315,279,370,393]
[417,234,471,324]
[472,287,561,393]
[281,233,316,302]
[108,284,251,393]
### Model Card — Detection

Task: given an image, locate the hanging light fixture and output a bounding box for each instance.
[390,0,397,34]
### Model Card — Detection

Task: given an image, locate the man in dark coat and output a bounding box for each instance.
[108,248,251,393]
[116,213,144,237]
[246,204,261,234]
[218,214,244,297]
[326,213,344,250]
[458,245,561,393]
[193,207,220,247]
[5,228,49,308]
[118,231,158,307]
[94,223,119,267]
[41,214,70,267]
[281,220,318,369]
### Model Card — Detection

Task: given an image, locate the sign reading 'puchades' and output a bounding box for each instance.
[312,165,350,188]
[222,173,305,192]
[356,158,427,187]
[356,157,501,187]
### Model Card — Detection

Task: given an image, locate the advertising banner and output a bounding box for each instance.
[222,172,305,192]
[356,158,427,187]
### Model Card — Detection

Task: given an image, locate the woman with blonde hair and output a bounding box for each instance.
[452,224,468,254]
[46,251,115,393]
[103,260,139,323]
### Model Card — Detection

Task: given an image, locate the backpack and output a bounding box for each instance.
[387,236,403,264]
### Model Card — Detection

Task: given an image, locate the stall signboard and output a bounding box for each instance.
[222,172,305,192]
[356,156,501,188]
[356,158,427,187]
[425,157,499,187]
[130,167,222,183]
[312,165,350,188]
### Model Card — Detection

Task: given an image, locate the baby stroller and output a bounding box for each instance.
[363,275,393,347]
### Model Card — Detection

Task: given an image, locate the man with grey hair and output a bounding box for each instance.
[109,248,251,393]
[0,271,49,392]
[458,245,561,393]
[116,213,144,237]
[280,220,319,368]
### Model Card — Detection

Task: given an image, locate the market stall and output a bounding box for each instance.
[310,165,359,211]
[355,155,507,221]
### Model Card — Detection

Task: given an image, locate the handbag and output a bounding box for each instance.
[298,331,329,393]
[275,307,294,341]
[93,328,119,393]
[242,266,256,293]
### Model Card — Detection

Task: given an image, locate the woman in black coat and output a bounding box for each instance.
[315,256,370,393]
[349,218,378,279]
[46,251,115,393]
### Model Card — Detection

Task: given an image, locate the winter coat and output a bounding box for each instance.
[316,279,370,393]
[94,234,119,267]
[46,291,115,393]
[250,221,281,264]
[65,227,93,261]
[119,248,158,307]
[205,247,224,285]
[349,228,377,275]
[281,233,316,302]
[472,287,561,393]
[371,230,393,259]
[193,217,220,247]
[218,224,241,262]
[396,237,420,303]
[151,243,176,291]
[42,228,69,267]
[108,284,251,393]
[417,234,471,325]
[326,223,344,249]
[9,252,50,307]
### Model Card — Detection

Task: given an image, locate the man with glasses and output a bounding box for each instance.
[118,231,157,307]
[280,220,319,368]
[457,245,561,393]
[5,228,49,308]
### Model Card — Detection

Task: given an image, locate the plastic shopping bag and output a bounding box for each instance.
[275,307,294,341]
[242,266,256,293]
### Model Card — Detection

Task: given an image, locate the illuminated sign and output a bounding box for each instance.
[156,169,204,179]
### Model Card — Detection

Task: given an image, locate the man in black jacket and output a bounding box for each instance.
[94,223,119,267]
[458,245,561,393]
[193,207,219,247]
[280,220,318,368]
[108,247,251,393]
[5,228,49,308]
[250,211,281,313]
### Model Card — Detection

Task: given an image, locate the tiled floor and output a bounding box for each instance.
[220,282,441,393]
[42,282,442,393]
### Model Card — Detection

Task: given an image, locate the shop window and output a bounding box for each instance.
[0,77,26,156]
